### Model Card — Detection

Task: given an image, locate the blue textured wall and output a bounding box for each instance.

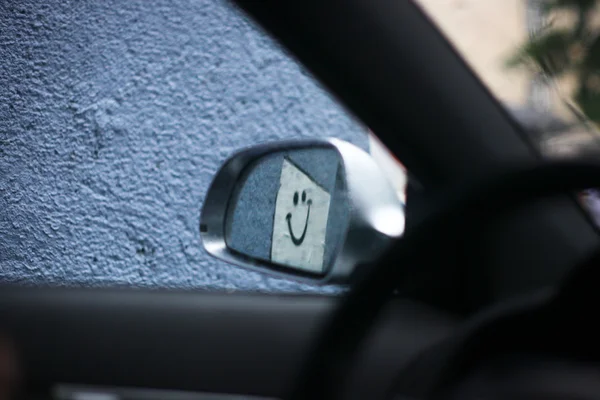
[0,0,367,291]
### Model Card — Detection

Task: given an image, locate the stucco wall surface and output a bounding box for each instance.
[0,0,368,291]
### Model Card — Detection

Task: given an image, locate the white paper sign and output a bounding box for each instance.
[271,159,331,273]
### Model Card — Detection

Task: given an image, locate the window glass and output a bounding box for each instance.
[415,0,600,153]
[0,0,405,291]
[415,0,600,226]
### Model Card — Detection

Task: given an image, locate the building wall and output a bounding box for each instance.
[416,0,530,106]
[0,0,368,291]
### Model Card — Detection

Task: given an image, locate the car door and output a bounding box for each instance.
[0,0,460,398]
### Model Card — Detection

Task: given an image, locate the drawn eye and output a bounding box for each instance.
[302,190,306,203]
[293,192,299,205]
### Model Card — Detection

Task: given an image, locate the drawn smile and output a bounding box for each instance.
[286,197,312,246]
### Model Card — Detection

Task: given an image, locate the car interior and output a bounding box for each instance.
[3,0,600,399]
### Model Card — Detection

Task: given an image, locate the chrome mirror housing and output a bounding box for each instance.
[200,138,404,284]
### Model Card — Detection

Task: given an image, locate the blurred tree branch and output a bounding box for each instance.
[508,0,600,123]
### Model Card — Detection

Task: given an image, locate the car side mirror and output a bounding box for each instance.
[200,138,404,284]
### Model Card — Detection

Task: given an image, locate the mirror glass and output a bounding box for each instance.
[225,148,349,275]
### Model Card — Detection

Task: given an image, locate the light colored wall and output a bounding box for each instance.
[416,0,530,106]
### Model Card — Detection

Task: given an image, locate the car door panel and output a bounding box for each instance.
[0,288,457,398]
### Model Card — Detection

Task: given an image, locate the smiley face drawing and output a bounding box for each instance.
[271,159,331,273]
[286,189,312,246]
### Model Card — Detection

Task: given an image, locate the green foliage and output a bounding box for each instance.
[575,84,600,121]
[506,30,576,76]
[583,34,600,69]
[542,0,596,13]
[508,0,600,123]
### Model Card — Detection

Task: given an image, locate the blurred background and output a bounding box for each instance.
[417,0,600,157]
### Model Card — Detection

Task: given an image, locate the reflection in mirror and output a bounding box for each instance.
[225,148,348,275]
